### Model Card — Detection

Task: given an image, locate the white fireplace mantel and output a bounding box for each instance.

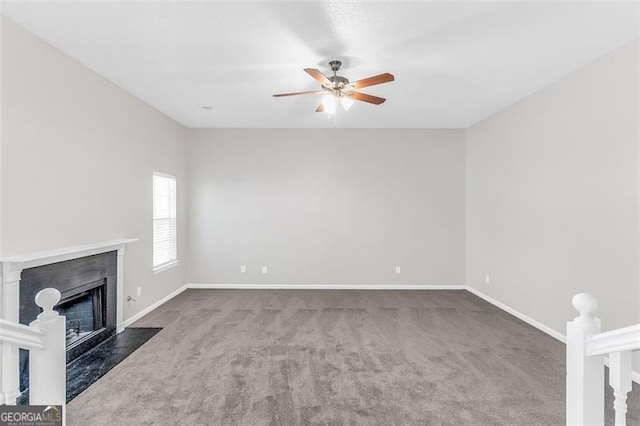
[0,238,138,325]
[0,239,138,271]
[0,238,138,324]
[0,238,137,404]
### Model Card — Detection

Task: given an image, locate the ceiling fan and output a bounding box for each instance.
[273,60,395,112]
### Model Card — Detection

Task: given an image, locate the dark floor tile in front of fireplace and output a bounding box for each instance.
[17,327,161,405]
[65,327,162,402]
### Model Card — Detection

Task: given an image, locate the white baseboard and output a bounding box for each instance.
[117,284,188,332]
[186,283,466,290]
[464,285,567,343]
[465,285,640,384]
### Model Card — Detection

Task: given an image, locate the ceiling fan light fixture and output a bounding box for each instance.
[273,60,394,112]
[322,95,336,114]
[340,96,354,111]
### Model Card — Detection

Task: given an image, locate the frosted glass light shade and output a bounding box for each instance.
[340,96,354,111]
[322,95,336,114]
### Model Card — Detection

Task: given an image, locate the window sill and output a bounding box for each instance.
[153,260,179,274]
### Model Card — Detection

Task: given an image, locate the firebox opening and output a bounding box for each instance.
[55,283,107,349]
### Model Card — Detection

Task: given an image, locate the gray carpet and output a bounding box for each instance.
[67,289,639,425]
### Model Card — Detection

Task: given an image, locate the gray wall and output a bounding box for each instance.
[3,17,638,376]
[466,41,639,340]
[187,129,466,285]
[1,18,188,321]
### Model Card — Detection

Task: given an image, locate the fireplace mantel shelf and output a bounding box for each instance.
[0,239,138,271]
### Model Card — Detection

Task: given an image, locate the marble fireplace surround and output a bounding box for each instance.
[0,238,137,404]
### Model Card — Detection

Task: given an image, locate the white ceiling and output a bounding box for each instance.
[2,1,637,128]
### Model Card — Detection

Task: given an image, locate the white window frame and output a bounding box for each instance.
[153,171,178,273]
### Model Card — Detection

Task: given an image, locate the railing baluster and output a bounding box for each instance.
[609,351,632,426]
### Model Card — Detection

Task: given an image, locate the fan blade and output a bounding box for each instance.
[348,91,386,105]
[304,68,332,87]
[349,73,395,89]
[315,103,325,113]
[273,90,324,97]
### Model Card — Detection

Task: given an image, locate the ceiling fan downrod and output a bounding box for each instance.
[327,60,349,93]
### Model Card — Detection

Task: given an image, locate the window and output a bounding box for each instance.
[153,172,177,272]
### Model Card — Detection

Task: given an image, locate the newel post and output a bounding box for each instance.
[566,293,604,425]
[29,288,66,405]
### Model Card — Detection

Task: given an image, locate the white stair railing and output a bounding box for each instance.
[0,288,66,405]
[567,293,640,425]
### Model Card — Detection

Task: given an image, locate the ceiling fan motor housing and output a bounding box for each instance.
[328,75,349,89]
[325,60,349,92]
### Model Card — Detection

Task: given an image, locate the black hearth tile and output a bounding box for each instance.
[16,327,162,405]
[66,327,162,402]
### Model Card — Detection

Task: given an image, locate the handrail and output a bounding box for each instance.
[567,293,637,426]
[586,324,640,357]
[0,318,44,350]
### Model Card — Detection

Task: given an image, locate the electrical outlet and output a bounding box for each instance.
[262,266,268,274]
[395,266,402,274]
[485,274,491,284]
[240,265,247,273]
[136,286,142,297]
